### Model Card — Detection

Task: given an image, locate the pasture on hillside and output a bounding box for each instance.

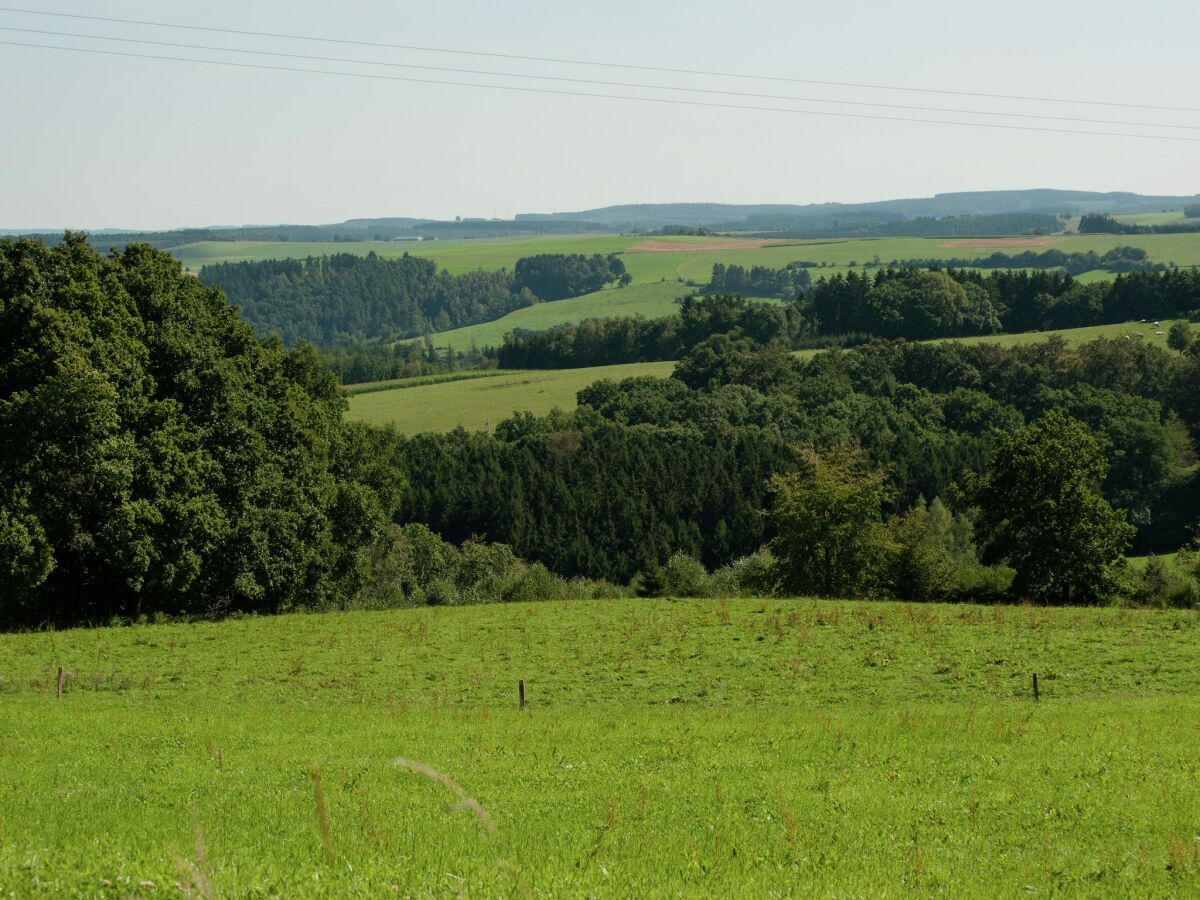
[1113,211,1194,226]
[346,360,675,432]
[2,598,1198,896]
[175,232,1200,279]
[936,317,1189,350]
[428,282,694,352]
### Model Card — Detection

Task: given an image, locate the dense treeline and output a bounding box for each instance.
[0,236,403,626]
[511,253,628,300]
[835,212,1063,237]
[877,246,1165,276]
[28,224,435,251]
[1079,213,1200,235]
[804,267,1200,337]
[497,269,1200,369]
[201,252,530,344]
[742,212,1063,239]
[200,251,623,346]
[708,262,813,297]
[496,295,804,368]
[319,341,496,385]
[654,225,713,236]
[400,332,1200,593]
[24,219,627,251]
[396,417,792,583]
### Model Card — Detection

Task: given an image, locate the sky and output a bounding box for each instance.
[2,0,1198,229]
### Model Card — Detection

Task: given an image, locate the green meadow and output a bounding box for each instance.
[1113,211,1192,226]
[175,231,1200,278]
[2,598,1198,896]
[1128,552,1183,573]
[430,281,693,351]
[170,234,639,275]
[938,318,1188,351]
[346,360,675,431]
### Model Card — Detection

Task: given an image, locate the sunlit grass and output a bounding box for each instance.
[2,598,1198,895]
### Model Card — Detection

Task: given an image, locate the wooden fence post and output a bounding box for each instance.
[519,679,525,711]
[1032,672,1039,703]
[56,665,63,700]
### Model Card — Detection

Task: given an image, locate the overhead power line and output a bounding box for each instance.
[2,25,1197,132]
[2,5,1198,115]
[4,40,1197,144]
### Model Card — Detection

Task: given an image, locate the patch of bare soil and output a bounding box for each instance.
[630,239,790,252]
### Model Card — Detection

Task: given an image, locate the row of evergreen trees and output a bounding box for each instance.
[708,262,813,297]
[863,246,1164,277]
[1079,213,1200,235]
[496,294,801,369]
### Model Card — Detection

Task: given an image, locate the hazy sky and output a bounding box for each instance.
[2,0,1197,229]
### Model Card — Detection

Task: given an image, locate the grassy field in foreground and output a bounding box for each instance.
[346,360,675,431]
[1,598,1198,896]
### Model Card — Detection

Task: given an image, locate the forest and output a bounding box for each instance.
[804,267,1200,336]
[861,246,1165,276]
[3,237,1199,626]
[405,334,1200,593]
[198,251,625,345]
[739,211,1063,239]
[708,261,814,297]
[0,235,405,625]
[1079,213,1200,235]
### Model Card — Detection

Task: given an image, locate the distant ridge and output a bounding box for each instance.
[515,190,1200,229]
[7,189,1199,242]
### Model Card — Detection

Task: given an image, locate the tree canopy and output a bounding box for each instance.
[512,253,627,300]
[964,411,1135,602]
[0,235,402,625]
[768,446,894,597]
[199,251,628,347]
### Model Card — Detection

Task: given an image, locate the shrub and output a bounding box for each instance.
[725,548,780,597]
[950,565,1016,603]
[663,553,713,598]
[1126,555,1196,608]
[503,563,566,603]
[424,577,459,606]
[635,562,666,598]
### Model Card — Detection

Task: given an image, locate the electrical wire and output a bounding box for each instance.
[2,25,1196,132]
[3,41,1197,143]
[1,5,1197,114]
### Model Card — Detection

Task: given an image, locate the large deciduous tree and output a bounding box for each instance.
[767,445,893,598]
[1167,320,1193,354]
[964,410,1134,603]
[0,234,402,625]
